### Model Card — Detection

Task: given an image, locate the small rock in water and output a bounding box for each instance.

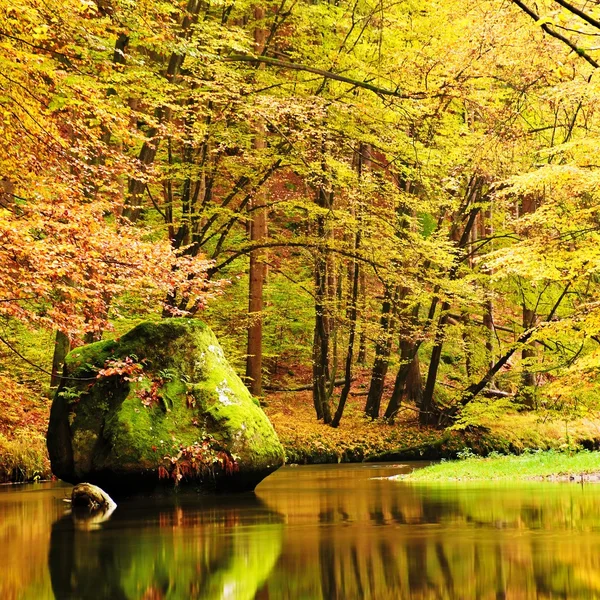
[71,483,117,510]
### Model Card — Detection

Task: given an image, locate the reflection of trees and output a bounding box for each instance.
[262,475,600,599]
[0,483,68,600]
[48,494,283,600]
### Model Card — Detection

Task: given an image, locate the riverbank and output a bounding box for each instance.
[3,378,600,483]
[262,390,600,464]
[400,449,600,482]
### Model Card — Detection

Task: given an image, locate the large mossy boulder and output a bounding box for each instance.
[47,319,284,494]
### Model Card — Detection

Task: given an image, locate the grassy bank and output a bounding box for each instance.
[402,449,600,482]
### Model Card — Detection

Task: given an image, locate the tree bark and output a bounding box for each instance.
[245,6,267,396]
[50,331,70,388]
[520,305,537,408]
[364,287,397,419]
[312,187,333,423]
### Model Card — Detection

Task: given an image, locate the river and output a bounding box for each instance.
[2,462,600,599]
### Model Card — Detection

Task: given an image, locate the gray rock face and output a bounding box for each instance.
[47,319,284,494]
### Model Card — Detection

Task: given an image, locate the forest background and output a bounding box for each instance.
[3,0,600,480]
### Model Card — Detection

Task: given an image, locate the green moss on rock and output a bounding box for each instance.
[47,319,284,493]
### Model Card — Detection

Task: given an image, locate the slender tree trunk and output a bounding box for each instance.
[244,6,267,396]
[520,305,537,408]
[419,179,484,424]
[420,302,450,425]
[517,194,538,409]
[50,331,70,388]
[357,270,367,364]
[331,145,367,426]
[462,283,571,405]
[331,237,360,427]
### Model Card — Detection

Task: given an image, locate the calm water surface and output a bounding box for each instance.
[3,462,600,599]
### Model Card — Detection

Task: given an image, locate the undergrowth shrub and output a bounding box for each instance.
[0,431,51,483]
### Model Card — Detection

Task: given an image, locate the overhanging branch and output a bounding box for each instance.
[511,0,599,68]
[552,0,600,31]
[225,54,427,99]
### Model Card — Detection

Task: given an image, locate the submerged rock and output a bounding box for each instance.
[47,319,284,494]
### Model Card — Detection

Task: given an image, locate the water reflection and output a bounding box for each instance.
[255,465,600,599]
[3,466,600,599]
[48,493,283,600]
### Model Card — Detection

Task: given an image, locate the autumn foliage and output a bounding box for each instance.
[4,0,600,478]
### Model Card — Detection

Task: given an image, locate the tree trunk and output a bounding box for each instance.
[245,6,267,396]
[364,287,397,419]
[384,302,421,421]
[331,249,359,427]
[312,187,333,423]
[520,305,537,409]
[462,283,570,406]
[420,302,450,425]
[50,331,70,388]
[357,270,367,364]
[418,187,483,424]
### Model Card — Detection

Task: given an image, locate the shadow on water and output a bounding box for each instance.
[48,492,284,600]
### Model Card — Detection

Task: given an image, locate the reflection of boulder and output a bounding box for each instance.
[49,494,283,600]
[47,319,284,495]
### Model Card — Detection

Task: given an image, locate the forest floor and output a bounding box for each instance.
[262,388,600,464]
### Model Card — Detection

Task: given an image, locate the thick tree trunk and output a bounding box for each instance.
[246,237,266,395]
[50,331,70,388]
[312,187,333,423]
[245,144,267,395]
[364,288,397,419]
[332,144,367,427]
[384,303,421,421]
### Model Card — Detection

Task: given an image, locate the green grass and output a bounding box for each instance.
[403,450,600,482]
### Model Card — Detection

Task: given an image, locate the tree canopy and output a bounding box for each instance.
[3,0,600,430]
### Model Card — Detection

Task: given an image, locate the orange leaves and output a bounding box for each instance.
[160,436,240,484]
[96,356,144,380]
